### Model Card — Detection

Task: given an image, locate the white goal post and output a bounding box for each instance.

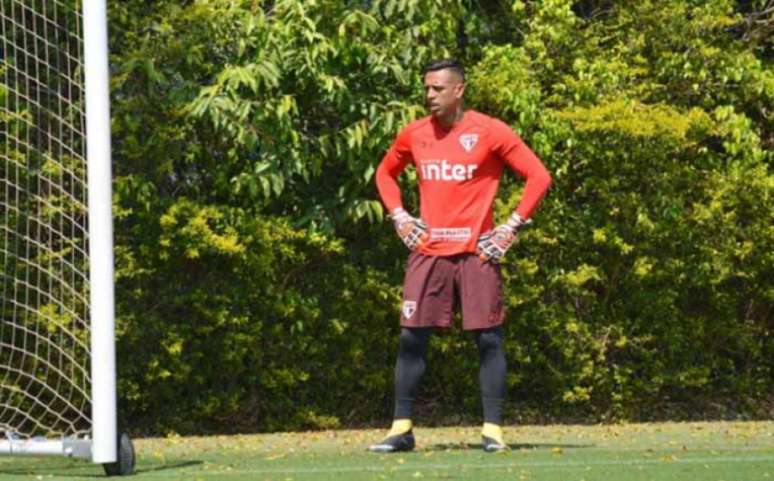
[0,0,132,474]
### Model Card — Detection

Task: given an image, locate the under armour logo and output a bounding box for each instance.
[459,134,478,152]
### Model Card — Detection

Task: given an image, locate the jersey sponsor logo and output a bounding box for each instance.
[402,300,417,319]
[419,159,477,181]
[430,227,472,242]
[459,133,479,152]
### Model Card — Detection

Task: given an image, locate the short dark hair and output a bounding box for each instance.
[423,58,465,82]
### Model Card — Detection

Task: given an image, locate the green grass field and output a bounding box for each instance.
[0,421,771,480]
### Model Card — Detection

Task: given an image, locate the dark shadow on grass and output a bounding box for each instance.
[0,459,203,478]
[134,460,203,474]
[425,442,595,452]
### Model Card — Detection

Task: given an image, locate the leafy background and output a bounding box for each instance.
[106,0,772,435]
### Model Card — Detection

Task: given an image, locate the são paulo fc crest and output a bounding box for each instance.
[402,300,417,319]
[459,133,478,153]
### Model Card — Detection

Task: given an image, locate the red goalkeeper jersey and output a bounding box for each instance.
[376,110,552,257]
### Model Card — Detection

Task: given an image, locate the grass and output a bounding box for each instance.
[0,421,771,480]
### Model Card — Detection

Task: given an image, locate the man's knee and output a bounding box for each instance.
[475,327,504,353]
[399,328,431,356]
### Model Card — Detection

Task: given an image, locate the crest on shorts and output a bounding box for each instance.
[402,300,417,319]
[459,134,478,153]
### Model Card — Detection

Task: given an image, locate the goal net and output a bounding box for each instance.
[0,0,127,469]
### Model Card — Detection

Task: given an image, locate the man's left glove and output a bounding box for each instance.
[476,212,531,262]
[391,207,429,251]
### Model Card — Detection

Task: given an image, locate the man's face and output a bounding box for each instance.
[423,69,465,119]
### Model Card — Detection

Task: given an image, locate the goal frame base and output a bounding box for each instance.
[0,436,92,459]
[0,432,136,475]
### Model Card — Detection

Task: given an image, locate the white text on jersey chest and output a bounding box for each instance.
[418,159,477,181]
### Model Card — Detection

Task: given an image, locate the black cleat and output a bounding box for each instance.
[482,434,509,453]
[368,430,415,453]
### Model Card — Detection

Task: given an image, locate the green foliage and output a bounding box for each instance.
[108,0,772,433]
[508,96,771,420]
[112,0,468,233]
[116,201,401,433]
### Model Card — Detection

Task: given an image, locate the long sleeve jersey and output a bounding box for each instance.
[376,110,552,257]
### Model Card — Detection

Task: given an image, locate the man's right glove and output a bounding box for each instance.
[391,207,428,251]
[476,212,531,262]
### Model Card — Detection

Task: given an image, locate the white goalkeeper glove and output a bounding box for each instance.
[476,212,531,262]
[391,207,428,251]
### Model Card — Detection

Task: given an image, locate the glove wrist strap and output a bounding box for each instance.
[505,212,531,232]
[391,207,410,222]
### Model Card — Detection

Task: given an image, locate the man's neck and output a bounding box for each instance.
[436,106,465,129]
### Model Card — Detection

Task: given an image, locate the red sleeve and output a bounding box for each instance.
[375,126,414,213]
[490,120,552,219]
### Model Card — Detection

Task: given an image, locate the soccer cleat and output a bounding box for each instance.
[482,434,508,452]
[481,423,509,453]
[369,419,415,453]
[368,429,415,453]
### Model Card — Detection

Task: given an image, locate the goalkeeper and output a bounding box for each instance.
[370,59,552,453]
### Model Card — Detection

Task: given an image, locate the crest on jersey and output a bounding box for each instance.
[459,134,478,152]
[402,300,417,319]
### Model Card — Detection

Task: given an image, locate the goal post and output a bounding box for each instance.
[0,0,133,474]
[83,0,117,466]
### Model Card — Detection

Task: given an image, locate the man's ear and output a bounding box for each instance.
[455,82,466,99]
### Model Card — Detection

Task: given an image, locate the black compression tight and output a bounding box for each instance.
[393,326,506,424]
[474,326,506,424]
[393,327,432,419]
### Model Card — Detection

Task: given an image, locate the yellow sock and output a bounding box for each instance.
[387,419,413,436]
[482,423,504,443]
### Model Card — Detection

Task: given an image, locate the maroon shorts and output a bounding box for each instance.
[400,252,505,331]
